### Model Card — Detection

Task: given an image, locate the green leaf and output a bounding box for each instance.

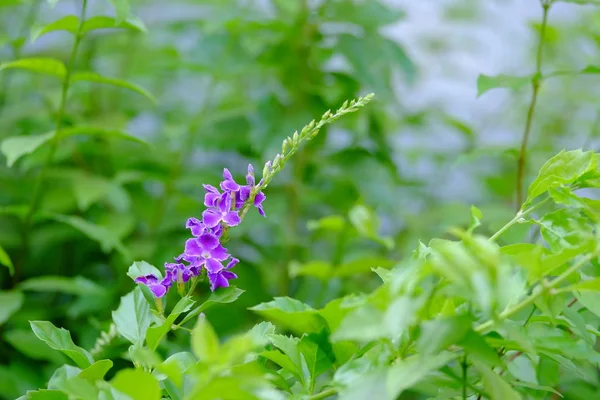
[81,16,146,34]
[30,16,78,42]
[111,369,160,400]
[566,277,600,291]
[112,288,151,345]
[1,131,54,167]
[417,316,472,355]
[288,260,332,280]
[476,74,532,97]
[191,316,220,363]
[526,149,597,206]
[575,291,600,318]
[71,72,156,103]
[298,336,333,389]
[58,376,99,399]
[468,205,483,233]
[48,214,130,257]
[178,286,244,326]
[458,330,503,366]
[536,209,591,252]
[562,307,594,345]
[18,390,68,400]
[249,297,327,335]
[146,296,195,350]
[556,0,600,5]
[59,125,148,144]
[19,275,105,296]
[306,215,345,232]
[71,173,112,211]
[153,352,195,387]
[0,290,23,325]
[109,0,130,23]
[0,57,66,78]
[335,257,395,277]
[29,321,94,368]
[0,245,14,275]
[127,261,162,280]
[386,351,460,398]
[348,204,379,239]
[474,361,523,400]
[4,329,65,362]
[78,360,113,381]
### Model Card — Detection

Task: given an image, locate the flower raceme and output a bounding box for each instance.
[135,165,266,296]
[133,94,374,298]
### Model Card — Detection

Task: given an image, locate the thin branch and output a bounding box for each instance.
[516,0,551,209]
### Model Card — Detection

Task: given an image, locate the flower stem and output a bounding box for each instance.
[489,196,550,242]
[475,247,600,333]
[307,388,336,400]
[516,0,551,209]
[17,0,89,282]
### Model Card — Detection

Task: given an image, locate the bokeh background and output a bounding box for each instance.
[1,0,599,397]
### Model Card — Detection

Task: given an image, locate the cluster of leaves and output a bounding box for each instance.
[14,148,600,400]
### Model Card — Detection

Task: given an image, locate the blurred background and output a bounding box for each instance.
[1,0,599,397]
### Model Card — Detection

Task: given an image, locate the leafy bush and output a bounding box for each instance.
[4,0,600,399]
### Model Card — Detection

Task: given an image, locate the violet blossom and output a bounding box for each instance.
[134,164,266,297]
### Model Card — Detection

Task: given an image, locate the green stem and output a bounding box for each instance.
[461,354,468,400]
[17,0,88,281]
[516,0,551,209]
[475,247,600,333]
[307,388,336,400]
[489,196,550,242]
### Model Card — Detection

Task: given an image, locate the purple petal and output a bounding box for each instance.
[197,233,219,250]
[205,258,224,273]
[221,270,238,280]
[202,209,222,228]
[135,274,159,285]
[210,244,229,261]
[223,211,241,227]
[226,257,239,269]
[258,205,266,217]
[239,186,251,202]
[218,192,232,213]
[208,272,230,291]
[246,164,255,186]
[203,184,219,194]
[210,224,223,237]
[184,238,204,256]
[204,192,220,208]
[254,192,266,206]
[221,179,240,192]
[223,168,234,180]
[149,283,167,297]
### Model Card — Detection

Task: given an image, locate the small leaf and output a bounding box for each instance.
[78,360,113,381]
[417,316,472,355]
[289,260,333,280]
[191,316,220,363]
[526,149,597,206]
[307,215,345,232]
[0,290,23,325]
[111,369,161,400]
[178,286,244,326]
[153,352,195,387]
[0,57,66,78]
[29,321,94,368]
[112,288,152,345]
[71,72,156,103]
[127,261,162,280]
[0,244,14,275]
[30,16,78,42]
[476,74,532,97]
[349,204,379,238]
[109,0,130,23]
[146,296,195,350]
[474,361,523,400]
[1,131,54,167]
[81,16,146,34]
[249,297,327,335]
[468,205,483,233]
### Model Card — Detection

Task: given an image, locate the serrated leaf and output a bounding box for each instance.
[30,16,78,42]
[191,316,220,362]
[112,288,151,345]
[29,321,93,368]
[71,72,156,103]
[0,244,14,275]
[0,290,23,325]
[526,149,597,206]
[249,297,327,335]
[1,131,54,167]
[111,369,160,400]
[476,74,531,97]
[81,16,146,34]
[0,57,66,77]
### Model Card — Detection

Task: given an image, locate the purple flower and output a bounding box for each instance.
[220,168,240,192]
[202,192,241,227]
[237,164,266,216]
[165,262,196,283]
[135,274,171,298]
[208,257,239,291]
[186,217,223,238]
[203,184,221,208]
[179,233,229,273]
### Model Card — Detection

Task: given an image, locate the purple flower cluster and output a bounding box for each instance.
[134,165,266,297]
